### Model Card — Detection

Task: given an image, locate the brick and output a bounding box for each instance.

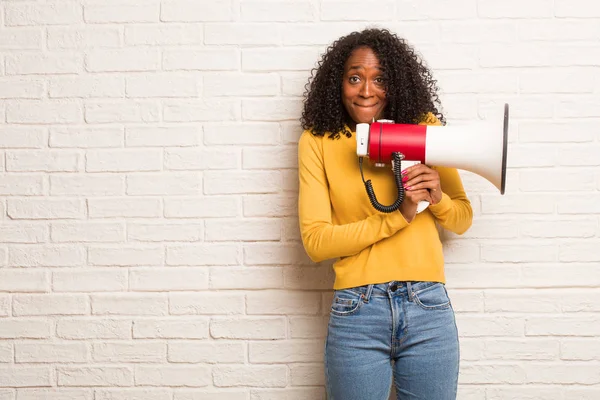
[126,73,200,98]
[246,291,321,315]
[0,79,44,99]
[480,43,553,67]
[520,218,596,238]
[164,148,239,171]
[524,363,600,384]
[126,126,200,147]
[50,175,124,196]
[205,219,281,241]
[478,0,552,18]
[51,222,125,243]
[85,101,159,123]
[0,320,51,339]
[519,20,600,41]
[557,195,600,214]
[134,365,210,387]
[127,173,201,195]
[561,339,600,361]
[480,194,554,214]
[164,197,239,219]
[47,27,121,49]
[289,316,328,339]
[482,243,556,263]
[9,245,85,267]
[520,170,595,192]
[203,171,281,195]
[209,267,283,290]
[455,315,525,337]
[133,318,209,339]
[484,290,561,313]
[92,342,166,363]
[321,1,395,21]
[242,48,319,71]
[52,269,128,292]
[163,100,239,122]
[164,49,238,71]
[129,267,208,291]
[250,340,323,363]
[88,198,161,218]
[395,0,477,20]
[161,0,232,21]
[244,243,312,265]
[460,364,525,384]
[125,25,203,45]
[203,123,280,145]
[559,145,600,166]
[241,1,314,22]
[91,294,168,316]
[560,242,600,262]
[290,364,325,386]
[169,293,244,315]
[166,243,241,266]
[84,4,159,23]
[17,389,92,400]
[243,146,297,169]
[88,246,163,266]
[13,294,88,316]
[86,49,160,72]
[205,23,280,45]
[6,151,79,172]
[521,264,600,288]
[50,126,124,148]
[128,222,203,242]
[506,144,556,168]
[96,389,171,400]
[213,366,287,388]
[437,70,518,94]
[15,343,88,363]
[243,194,297,217]
[0,343,11,362]
[210,317,286,340]
[0,269,48,292]
[86,149,161,172]
[57,319,131,340]
[6,53,82,75]
[281,23,360,46]
[49,76,125,98]
[0,28,41,50]
[0,223,47,243]
[0,127,45,148]
[0,367,52,387]
[7,101,82,124]
[280,72,308,97]
[204,73,279,97]
[520,121,594,143]
[242,99,302,121]
[57,367,133,387]
[520,68,594,94]
[168,342,245,363]
[250,388,326,400]
[5,3,82,26]
[555,0,600,17]
[440,21,516,43]
[0,297,8,317]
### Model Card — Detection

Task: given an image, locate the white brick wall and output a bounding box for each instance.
[0,0,598,399]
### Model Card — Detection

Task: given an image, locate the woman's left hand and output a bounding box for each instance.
[402,164,443,205]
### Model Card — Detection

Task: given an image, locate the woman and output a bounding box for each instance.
[297,28,473,399]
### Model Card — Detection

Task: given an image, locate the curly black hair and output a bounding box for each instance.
[301,28,445,139]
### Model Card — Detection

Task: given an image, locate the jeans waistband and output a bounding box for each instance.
[337,281,443,302]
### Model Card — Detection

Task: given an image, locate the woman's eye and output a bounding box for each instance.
[349,76,360,83]
[375,77,384,84]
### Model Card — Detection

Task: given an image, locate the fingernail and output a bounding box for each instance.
[405,185,411,190]
[402,176,408,183]
[401,169,407,175]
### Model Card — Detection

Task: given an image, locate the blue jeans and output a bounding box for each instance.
[325,281,459,400]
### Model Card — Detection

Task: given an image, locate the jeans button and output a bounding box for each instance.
[390,283,398,291]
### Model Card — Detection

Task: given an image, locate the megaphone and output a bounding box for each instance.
[356,103,509,213]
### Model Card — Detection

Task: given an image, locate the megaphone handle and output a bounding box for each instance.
[360,152,406,213]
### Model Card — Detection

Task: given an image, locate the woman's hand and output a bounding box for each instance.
[402,163,443,204]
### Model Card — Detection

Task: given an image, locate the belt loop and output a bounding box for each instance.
[363,284,374,303]
[407,281,413,302]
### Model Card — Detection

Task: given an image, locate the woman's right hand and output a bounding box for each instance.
[399,189,432,223]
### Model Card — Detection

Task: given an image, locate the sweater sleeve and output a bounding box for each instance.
[422,114,473,234]
[298,131,409,263]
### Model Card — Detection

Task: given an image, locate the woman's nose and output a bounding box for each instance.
[359,81,372,97]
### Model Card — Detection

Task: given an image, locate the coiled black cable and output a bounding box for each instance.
[359,152,405,213]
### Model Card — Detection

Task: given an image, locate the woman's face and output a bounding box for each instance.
[341,46,387,126]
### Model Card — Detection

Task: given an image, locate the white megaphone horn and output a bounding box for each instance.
[356,103,509,213]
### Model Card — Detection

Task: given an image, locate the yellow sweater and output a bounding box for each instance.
[298,114,473,290]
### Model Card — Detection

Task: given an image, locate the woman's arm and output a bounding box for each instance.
[298,131,409,263]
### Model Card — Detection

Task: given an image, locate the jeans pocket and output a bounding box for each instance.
[330,288,364,316]
[412,282,451,311]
